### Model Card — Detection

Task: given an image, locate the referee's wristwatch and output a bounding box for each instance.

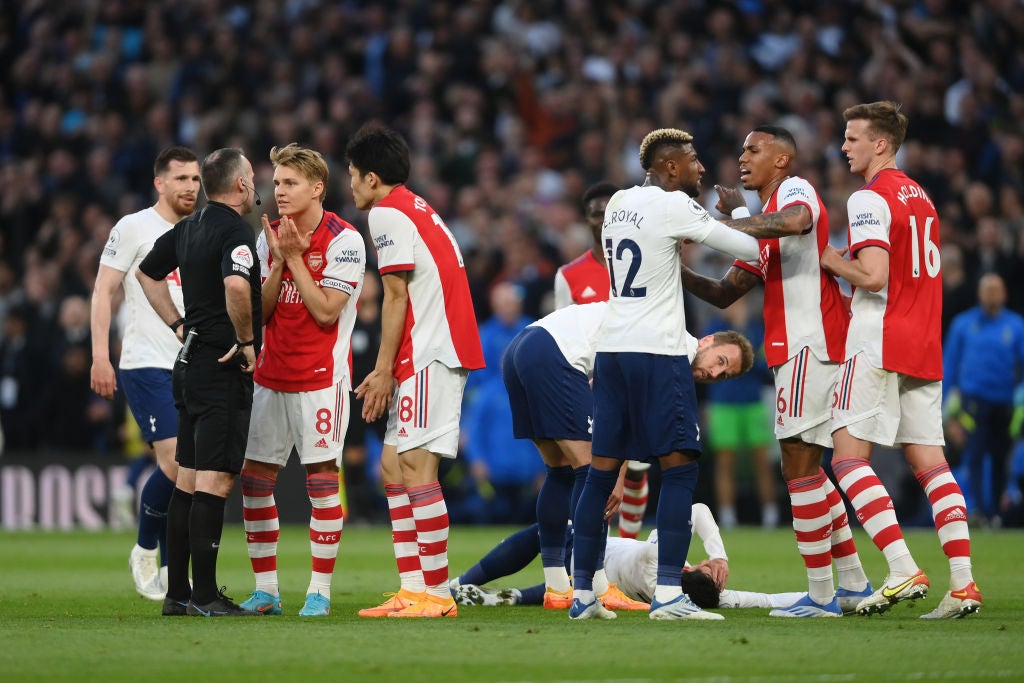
[236,339,255,348]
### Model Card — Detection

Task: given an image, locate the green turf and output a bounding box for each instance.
[0,524,1021,682]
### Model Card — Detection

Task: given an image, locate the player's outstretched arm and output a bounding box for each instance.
[681,264,757,309]
[725,204,812,239]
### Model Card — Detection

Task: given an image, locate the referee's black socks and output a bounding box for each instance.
[189,490,227,605]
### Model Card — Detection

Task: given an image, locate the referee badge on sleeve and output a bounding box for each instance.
[231,246,253,268]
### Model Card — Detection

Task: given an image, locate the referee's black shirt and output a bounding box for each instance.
[139,201,262,354]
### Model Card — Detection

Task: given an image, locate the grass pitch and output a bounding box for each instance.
[0,524,1022,682]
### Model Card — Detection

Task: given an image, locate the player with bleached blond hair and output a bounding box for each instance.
[238,143,365,617]
[570,128,761,621]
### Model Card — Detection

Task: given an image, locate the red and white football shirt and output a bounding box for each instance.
[255,210,365,392]
[844,169,942,380]
[553,250,610,309]
[733,177,848,368]
[369,186,484,382]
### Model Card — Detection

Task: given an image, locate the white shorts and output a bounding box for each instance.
[384,362,468,458]
[246,381,350,466]
[831,353,944,448]
[772,348,838,448]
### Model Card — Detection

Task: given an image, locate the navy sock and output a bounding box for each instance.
[165,487,192,601]
[571,465,589,521]
[137,467,175,560]
[460,524,540,586]
[189,490,226,605]
[537,466,573,568]
[572,466,619,592]
[565,465,590,569]
[655,462,699,587]
[519,583,546,606]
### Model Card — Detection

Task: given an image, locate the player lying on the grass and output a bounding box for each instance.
[452,503,814,611]
[501,300,754,612]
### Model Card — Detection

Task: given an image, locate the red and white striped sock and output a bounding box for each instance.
[821,470,869,591]
[916,462,974,590]
[833,457,918,579]
[306,471,343,599]
[240,468,279,595]
[385,483,424,594]
[407,481,450,599]
[618,472,648,539]
[788,471,834,603]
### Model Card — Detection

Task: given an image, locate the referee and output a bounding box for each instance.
[137,147,263,617]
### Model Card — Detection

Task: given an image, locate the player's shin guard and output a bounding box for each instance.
[787,471,834,603]
[307,471,343,598]
[385,483,425,594]
[618,465,649,539]
[653,462,698,603]
[241,468,279,595]
[916,462,974,589]
[821,471,869,590]
[137,467,175,557]
[408,481,450,599]
[833,457,918,578]
[572,467,619,599]
[538,465,574,592]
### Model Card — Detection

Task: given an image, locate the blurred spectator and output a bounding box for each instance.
[466,280,534,397]
[943,274,1024,527]
[0,1,1020,477]
[460,372,546,525]
[940,243,976,337]
[0,304,50,450]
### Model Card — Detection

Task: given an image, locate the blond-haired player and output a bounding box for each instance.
[238,143,365,617]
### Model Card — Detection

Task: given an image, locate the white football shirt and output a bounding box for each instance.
[602,503,726,603]
[531,302,700,378]
[100,207,184,370]
[598,185,758,355]
[368,186,484,382]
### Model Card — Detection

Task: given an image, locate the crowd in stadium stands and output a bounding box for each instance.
[2,1,1023,523]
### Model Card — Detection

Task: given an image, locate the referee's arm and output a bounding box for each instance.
[223,274,257,372]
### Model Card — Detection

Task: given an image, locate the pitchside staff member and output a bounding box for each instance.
[137,147,263,617]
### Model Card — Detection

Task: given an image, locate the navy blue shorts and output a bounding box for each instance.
[119,367,178,443]
[502,326,593,441]
[591,351,701,460]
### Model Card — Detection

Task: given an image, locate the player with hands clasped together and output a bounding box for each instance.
[238,144,365,618]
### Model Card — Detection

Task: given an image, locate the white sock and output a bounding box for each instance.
[653,584,682,603]
[544,567,571,593]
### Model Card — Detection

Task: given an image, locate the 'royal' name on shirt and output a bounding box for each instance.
[604,209,645,229]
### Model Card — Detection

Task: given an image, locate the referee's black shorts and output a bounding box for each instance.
[173,349,253,474]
